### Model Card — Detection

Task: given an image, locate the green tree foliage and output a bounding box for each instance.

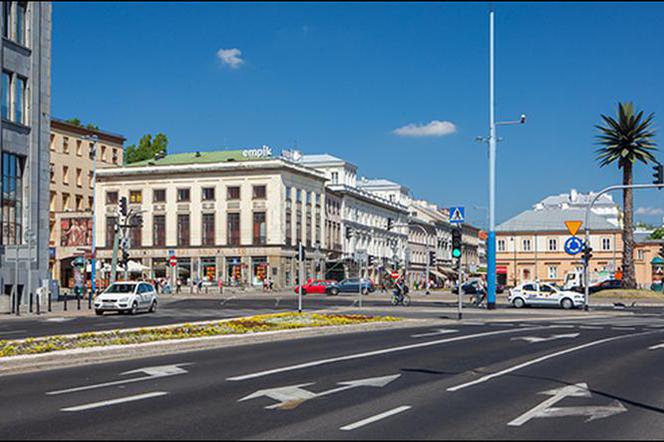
[65,118,82,126]
[125,133,169,164]
[650,228,664,240]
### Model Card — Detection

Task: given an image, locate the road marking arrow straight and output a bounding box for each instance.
[508,383,627,427]
[47,363,192,396]
[239,374,401,410]
[511,333,580,344]
[411,329,458,338]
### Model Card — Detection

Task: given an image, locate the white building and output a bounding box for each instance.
[534,188,621,227]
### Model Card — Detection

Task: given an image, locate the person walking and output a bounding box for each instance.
[176,278,182,294]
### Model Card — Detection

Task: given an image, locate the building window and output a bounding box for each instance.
[2,2,10,39]
[331,172,339,184]
[202,187,215,201]
[285,210,292,246]
[548,238,557,251]
[1,71,9,120]
[130,220,142,248]
[227,212,240,245]
[522,239,531,252]
[150,189,165,203]
[62,193,71,210]
[129,190,142,204]
[306,213,312,247]
[62,166,69,184]
[177,188,190,202]
[285,186,292,201]
[253,212,266,245]
[227,186,240,200]
[602,238,611,251]
[49,163,55,183]
[15,2,26,46]
[13,76,25,124]
[88,171,93,189]
[252,185,266,200]
[296,190,302,203]
[202,213,215,246]
[75,195,83,211]
[296,210,302,243]
[62,137,69,154]
[88,197,93,210]
[548,266,558,279]
[497,239,506,252]
[638,249,646,260]
[106,191,118,205]
[153,215,166,247]
[1,153,24,245]
[105,216,117,247]
[177,214,190,246]
[76,169,82,187]
[76,140,82,157]
[101,145,107,162]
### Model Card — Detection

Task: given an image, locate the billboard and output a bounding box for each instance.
[60,217,93,247]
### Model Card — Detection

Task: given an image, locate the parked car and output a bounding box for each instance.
[293,279,337,295]
[508,281,584,310]
[94,281,158,315]
[572,279,622,294]
[326,278,375,296]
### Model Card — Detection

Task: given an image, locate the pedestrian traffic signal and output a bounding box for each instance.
[451,227,462,259]
[429,250,436,266]
[653,163,664,187]
[119,196,128,217]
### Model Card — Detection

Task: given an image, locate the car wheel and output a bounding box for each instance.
[130,302,138,315]
[513,297,526,309]
[95,310,104,316]
[362,288,369,295]
[329,288,339,296]
[391,296,399,306]
[149,301,157,313]
[561,298,574,310]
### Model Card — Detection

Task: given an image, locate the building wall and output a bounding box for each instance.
[635,242,664,288]
[0,2,51,311]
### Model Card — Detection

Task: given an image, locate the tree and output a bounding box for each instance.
[125,133,169,164]
[596,102,658,288]
[65,118,82,127]
[650,228,664,240]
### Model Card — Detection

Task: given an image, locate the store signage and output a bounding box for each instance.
[242,145,272,159]
[281,149,303,163]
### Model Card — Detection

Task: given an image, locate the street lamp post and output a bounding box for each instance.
[83,134,99,296]
[396,222,433,294]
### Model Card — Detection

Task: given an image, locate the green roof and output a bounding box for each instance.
[651,256,664,265]
[127,150,270,167]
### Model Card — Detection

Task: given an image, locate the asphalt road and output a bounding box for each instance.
[2,315,664,439]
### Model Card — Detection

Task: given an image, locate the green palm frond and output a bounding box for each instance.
[595,102,658,169]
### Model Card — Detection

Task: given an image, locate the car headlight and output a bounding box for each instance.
[119,297,129,303]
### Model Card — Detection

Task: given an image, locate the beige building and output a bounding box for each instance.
[94,150,329,289]
[49,118,125,287]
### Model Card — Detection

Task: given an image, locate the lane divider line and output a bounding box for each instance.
[61,392,168,412]
[340,405,412,431]
[226,326,553,381]
[447,330,656,392]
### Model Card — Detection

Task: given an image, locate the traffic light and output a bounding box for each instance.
[297,242,306,261]
[429,250,436,266]
[346,226,353,240]
[582,242,593,264]
[119,196,128,217]
[451,227,462,259]
[387,218,393,231]
[653,163,664,187]
[122,249,129,265]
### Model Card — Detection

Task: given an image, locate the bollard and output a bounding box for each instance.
[64,292,68,311]
[48,291,52,312]
[16,291,21,316]
[88,289,92,310]
[77,292,81,310]
[36,293,40,315]
[29,292,33,313]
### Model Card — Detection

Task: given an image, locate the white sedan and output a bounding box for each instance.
[94,281,158,315]
[508,282,585,310]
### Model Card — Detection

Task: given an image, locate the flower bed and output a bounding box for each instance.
[0,313,400,358]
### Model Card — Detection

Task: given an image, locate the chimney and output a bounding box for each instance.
[570,189,578,202]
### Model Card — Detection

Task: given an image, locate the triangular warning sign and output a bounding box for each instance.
[565,220,582,237]
[450,208,464,222]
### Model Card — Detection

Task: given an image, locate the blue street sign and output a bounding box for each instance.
[449,206,465,224]
[564,236,584,255]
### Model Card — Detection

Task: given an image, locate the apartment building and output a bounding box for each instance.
[48,118,125,287]
[0,2,51,310]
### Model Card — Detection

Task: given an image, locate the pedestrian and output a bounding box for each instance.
[176,278,182,294]
[474,279,487,307]
[269,277,274,291]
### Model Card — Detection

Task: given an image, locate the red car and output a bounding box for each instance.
[293,279,336,295]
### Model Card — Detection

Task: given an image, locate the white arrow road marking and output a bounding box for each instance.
[340,405,412,431]
[220,296,236,307]
[44,317,74,323]
[47,364,192,396]
[511,333,580,344]
[648,342,664,350]
[411,329,458,338]
[447,331,655,392]
[227,326,552,381]
[61,392,168,412]
[239,375,401,410]
[508,383,627,426]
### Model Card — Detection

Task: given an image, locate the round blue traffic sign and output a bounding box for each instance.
[564,236,584,255]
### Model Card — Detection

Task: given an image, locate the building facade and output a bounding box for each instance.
[49,118,125,288]
[95,150,329,289]
[0,2,51,310]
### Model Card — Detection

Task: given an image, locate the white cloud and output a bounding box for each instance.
[217,48,244,69]
[392,120,457,137]
[635,206,664,216]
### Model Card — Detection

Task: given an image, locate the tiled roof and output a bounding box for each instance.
[497,208,618,232]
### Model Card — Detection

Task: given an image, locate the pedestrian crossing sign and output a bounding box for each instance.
[449,206,465,224]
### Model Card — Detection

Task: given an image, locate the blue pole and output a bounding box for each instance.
[487,7,497,309]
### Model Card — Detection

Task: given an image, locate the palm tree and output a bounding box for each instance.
[595,102,657,289]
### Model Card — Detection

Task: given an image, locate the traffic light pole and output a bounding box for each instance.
[457,256,463,320]
[583,182,664,311]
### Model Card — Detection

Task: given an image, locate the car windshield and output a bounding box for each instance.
[104,284,137,294]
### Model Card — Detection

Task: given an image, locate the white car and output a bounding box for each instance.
[94,282,158,316]
[508,282,585,310]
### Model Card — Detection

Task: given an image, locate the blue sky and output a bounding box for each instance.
[52,2,664,227]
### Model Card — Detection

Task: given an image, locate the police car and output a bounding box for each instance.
[508,281,585,310]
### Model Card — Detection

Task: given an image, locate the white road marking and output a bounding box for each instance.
[579,326,603,330]
[612,327,637,331]
[648,342,664,350]
[340,405,412,431]
[47,363,191,395]
[239,375,401,410]
[61,391,168,412]
[227,326,551,381]
[447,331,653,392]
[220,296,236,307]
[508,383,627,426]
[510,333,580,344]
[0,330,27,336]
[411,329,458,338]
[44,317,74,323]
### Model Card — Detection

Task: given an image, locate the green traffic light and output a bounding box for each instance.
[452,249,461,258]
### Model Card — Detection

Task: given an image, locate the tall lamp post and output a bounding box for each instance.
[479,6,527,309]
[83,134,99,295]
